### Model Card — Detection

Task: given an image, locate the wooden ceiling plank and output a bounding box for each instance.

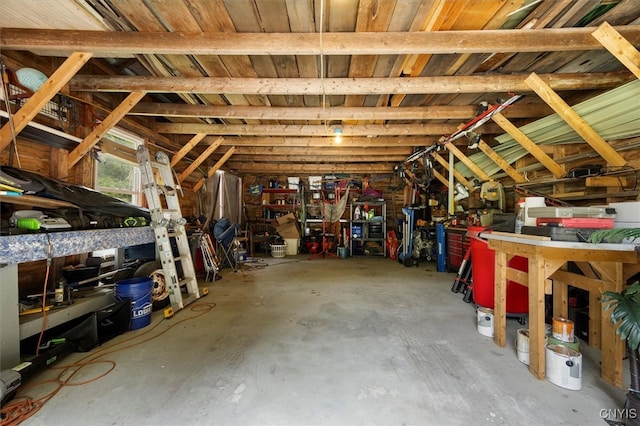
[193,146,236,191]
[443,142,491,181]
[592,22,640,79]
[154,122,503,136]
[491,112,565,179]
[177,136,224,182]
[477,139,526,184]
[524,72,627,167]
[170,133,208,167]
[5,27,640,56]
[68,91,146,167]
[224,162,392,175]
[0,51,92,151]
[69,72,632,94]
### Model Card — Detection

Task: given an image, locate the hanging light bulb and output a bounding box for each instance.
[333,127,342,144]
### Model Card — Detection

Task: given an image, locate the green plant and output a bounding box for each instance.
[602,280,640,426]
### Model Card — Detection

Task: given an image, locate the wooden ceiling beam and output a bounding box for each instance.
[592,22,640,80]
[193,147,236,192]
[477,140,526,184]
[444,142,491,182]
[156,122,500,136]
[491,112,565,179]
[224,162,392,175]
[130,103,552,120]
[177,136,224,182]
[70,72,631,94]
[0,52,92,151]
[232,146,411,156]
[69,91,146,167]
[524,72,627,167]
[231,154,408,163]
[207,136,439,147]
[4,27,640,56]
[170,132,207,167]
[431,153,473,190]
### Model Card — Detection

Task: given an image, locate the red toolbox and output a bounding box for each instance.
[535,217,614,229]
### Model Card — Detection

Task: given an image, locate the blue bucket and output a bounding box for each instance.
[115,277,154,330]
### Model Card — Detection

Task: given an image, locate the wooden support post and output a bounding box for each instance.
[493,249,508,348]
[444,142,491,181]
[529,255,547,380]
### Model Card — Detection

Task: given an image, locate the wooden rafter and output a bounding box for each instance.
[193,147,236,192]
[431,153,474,190]
[477,140,526,184]
[70,72,631,94]
[0,52,92,151]
[68,91,146,167]
[491,112,565,179]
[443,142,491,182]
[592,22,640,79]
[4,27,640,56]
[177,137,224,182]
[524,72,627,167]
[170,133,207,167]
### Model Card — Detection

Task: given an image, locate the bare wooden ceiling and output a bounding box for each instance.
[1,0,640,185]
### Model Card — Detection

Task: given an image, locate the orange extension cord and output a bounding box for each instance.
[1,300,216,425]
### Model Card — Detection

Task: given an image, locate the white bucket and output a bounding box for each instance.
[524,197,546,226]
[546,344,582,391]
[516,328,530,365]
[284,238,299,255]
[516,329,549,365]
[477,307,494,337]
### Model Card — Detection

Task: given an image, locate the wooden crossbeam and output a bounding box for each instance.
[524,72,627,167]
[491,112,565,179]
[0,52,92,151]
[171,133,207,167]
[477,140,526,183]
[443,142,491,181]
[592,22,640,79]
[177,137,224,182]
[431,153,474,190]
[69,91,146,167]
[193,147,236,192]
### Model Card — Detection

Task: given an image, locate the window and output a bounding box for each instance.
[95,127,143,204]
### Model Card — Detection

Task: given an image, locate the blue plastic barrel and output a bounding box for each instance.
[115,277,154,330]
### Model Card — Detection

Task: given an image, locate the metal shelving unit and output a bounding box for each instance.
[349,201,386,257]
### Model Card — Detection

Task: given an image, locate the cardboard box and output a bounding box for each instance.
[276,213,301,238]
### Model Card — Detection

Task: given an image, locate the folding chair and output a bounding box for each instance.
[212,218,242,271]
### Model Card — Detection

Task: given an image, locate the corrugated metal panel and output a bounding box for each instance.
[455,79,640,178]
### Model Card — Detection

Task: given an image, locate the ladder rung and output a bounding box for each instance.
[173,255,189,262]
[179,277,196,287]
[162,209,180,214]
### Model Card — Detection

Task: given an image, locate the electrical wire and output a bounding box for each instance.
[34,235,54,358]
[1,301,216,425]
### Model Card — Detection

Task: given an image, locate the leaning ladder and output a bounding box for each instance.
[137,145,200,311]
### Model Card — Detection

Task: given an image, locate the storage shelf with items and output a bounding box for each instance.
[349,201,386,257]
[259,188,301,222]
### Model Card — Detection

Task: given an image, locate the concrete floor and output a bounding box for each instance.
[20,254,626,426]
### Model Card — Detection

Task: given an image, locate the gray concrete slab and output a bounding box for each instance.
[19,255,627,425]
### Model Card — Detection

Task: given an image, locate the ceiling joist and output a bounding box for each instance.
[3,27,640,56]
[591,22,640,80]
[69,72,632,94]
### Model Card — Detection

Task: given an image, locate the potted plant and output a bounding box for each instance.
[602,280,640,426]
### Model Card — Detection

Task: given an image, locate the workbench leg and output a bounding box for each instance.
[589,292,601,349]
[493,250,507,347]
[0,264,21,370]
[529,257,546,380]
[601,262,624,387]
[552,279,568,318]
